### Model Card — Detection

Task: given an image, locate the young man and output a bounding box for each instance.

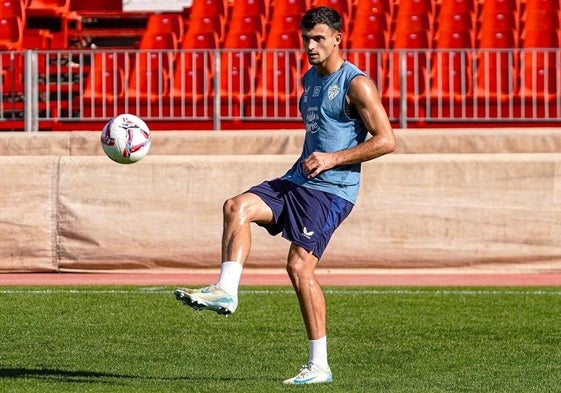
[175,6,395,385]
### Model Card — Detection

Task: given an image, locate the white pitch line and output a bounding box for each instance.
[1,288,561,296]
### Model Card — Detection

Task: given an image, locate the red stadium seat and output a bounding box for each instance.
[0,16,22,50]
[223,30,262,70]
[268,13,301,36]
[270,0,310,16]
[0,0,25,25]
[386,55,428,99]
[264,30,303,69]
[230,0,270,19]
[521,9,560,39]
[522,28,560,48]
[170,42,215,108]
[83,52,127,104]
[478,0,518,14]
[522,0,559,11]
[392,28,430,49]
[438,0,475,16]
[311,0,352,17]
[223,30,262,49]
[349,28,388,49]
[434,29,473,49]
[186,14,225,42]
[436,10,474,36]
[478,10,518,33]
[136,31,177,78]
[249,64,300,118]
[1,51,23,95]
[168,65,214,118]
[477,29,516,49]
[475,27,517,101]
[347,22,389,82]
[518,49,558,100]
[265,30,301,49]
[26,0,69,17]
[351,13,390,44]
[179,31,220,80]
[475,50,517,99]
[138,31,177,53]
[476,28,517,100]
[181,31,220,49]
[188,0,227,18]
[228,13,266,37]
[395,0,434,15]
[394,11,432,33]
[127,54,169,102]
[145,13,184,42]
[429,50,472,100]
[127,32,177,101]
[219,62,253,117]
[387,30,430,98]
[354,0,393,17]
[345,58,385,86]
[347,30,388,80]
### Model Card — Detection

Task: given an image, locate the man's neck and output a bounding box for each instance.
[316,54,345,76]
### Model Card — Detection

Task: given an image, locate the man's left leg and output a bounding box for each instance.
[283,244,333,385]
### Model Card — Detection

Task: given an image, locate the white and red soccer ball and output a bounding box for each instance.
[100,114,151,164]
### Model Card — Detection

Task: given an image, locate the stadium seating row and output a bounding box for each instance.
[80,47,558,103]
[1,0,559,52]
[171,0,561,50]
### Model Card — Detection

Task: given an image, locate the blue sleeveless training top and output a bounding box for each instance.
[282,61,369,204]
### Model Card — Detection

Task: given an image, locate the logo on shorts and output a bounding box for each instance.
[302,227,315,239]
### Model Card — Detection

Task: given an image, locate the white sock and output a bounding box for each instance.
[216,261,243,296]
[309,336,329,370]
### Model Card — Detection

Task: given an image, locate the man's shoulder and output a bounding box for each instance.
[302,66,316,79]
[342,61,367,77]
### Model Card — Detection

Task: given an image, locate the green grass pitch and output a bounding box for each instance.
[1,286,561,392]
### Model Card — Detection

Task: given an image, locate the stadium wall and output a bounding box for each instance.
[2,128,561,273]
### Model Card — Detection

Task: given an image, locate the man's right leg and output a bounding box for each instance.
[175,192,274,315]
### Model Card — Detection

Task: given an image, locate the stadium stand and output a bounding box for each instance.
[0,0,559,130]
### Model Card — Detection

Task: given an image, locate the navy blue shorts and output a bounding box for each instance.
[246,178,354,259]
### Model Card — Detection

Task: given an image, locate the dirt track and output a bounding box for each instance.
[1,270,561,286]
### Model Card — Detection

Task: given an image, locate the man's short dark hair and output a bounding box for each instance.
[300,6,342,33]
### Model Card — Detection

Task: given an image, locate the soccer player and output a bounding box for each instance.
[175,6,395,385]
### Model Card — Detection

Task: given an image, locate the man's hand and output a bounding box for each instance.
[302,152,335,179]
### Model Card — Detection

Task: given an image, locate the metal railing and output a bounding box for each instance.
[0,48,559,131]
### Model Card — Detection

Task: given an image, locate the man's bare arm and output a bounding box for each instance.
[302,75,395,179]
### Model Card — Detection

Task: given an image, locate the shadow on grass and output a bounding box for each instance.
[0,368,136,383]
[0,367,262,383]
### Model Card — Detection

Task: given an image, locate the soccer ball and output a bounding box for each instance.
[100,114,151,164]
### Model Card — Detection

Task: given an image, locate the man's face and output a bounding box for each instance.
[301,23,341,65]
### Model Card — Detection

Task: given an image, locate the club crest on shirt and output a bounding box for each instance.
[327,85,340,100]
